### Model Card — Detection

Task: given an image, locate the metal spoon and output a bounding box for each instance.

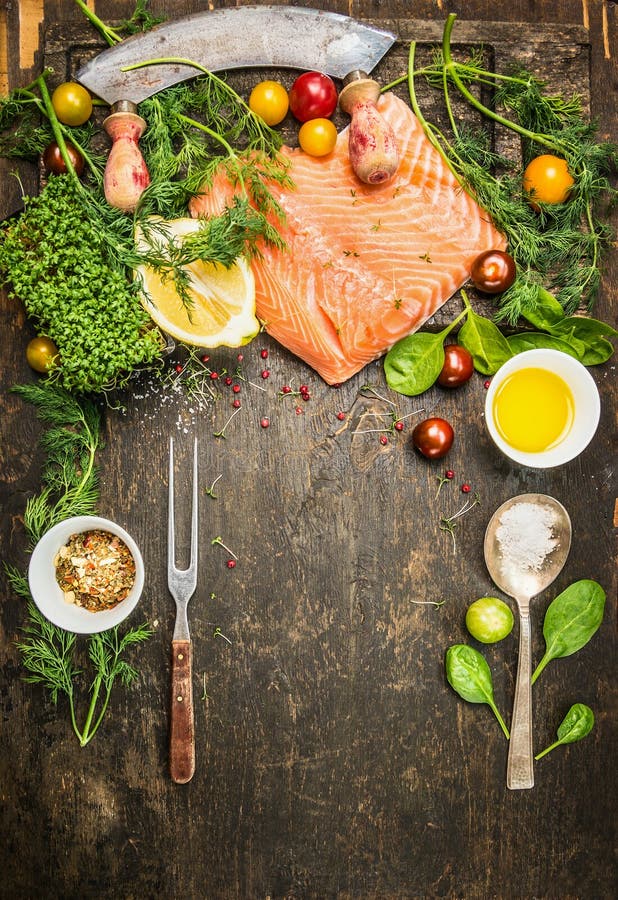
[484,493,572,790]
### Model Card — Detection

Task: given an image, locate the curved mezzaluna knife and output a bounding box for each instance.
[76,5,397,211]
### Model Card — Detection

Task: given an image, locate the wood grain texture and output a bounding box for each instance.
[170,639,195,783]
[0,2,616,899]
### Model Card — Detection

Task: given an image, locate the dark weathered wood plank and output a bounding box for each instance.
[1,2,616,899]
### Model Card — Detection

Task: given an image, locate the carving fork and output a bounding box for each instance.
[168,437,198,783]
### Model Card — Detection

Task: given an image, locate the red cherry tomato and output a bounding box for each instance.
[289,72,338,122]
[470,249,516,294]
[42,140,85,176]
[438,344,474,388]
[412,417,454,459]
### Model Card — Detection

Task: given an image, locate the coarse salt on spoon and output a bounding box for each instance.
[484,494,572,790]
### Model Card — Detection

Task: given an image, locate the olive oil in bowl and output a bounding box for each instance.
[492,367,574,453]
[485,349,600,468]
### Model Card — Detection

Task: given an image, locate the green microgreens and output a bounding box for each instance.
[213,627,232,645]
[410,599,447,608]
[211,536,238,560]
[213,406,243,439]
[439,491,481,552]
[204,475,223,499]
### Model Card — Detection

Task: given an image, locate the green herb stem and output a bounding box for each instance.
[78,675,103,746]
[407,43,461,183]
[73,0,123,45]
[442,15,564,159]
[34,71,100,180]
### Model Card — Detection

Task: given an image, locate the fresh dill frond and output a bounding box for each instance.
[16,600,79,705]
[409,15,618,320]
[117,0,165,34]
[11,383,102,545]
[14,593,152,746]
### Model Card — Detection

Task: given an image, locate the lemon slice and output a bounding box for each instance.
[135,218,259,348]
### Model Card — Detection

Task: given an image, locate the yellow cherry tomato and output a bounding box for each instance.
[249,80,289,126]
[298,118,338,157]
[522,154,575,206]
[26,336,60,373]
[51,82,93,126]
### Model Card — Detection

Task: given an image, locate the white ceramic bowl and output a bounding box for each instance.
[484,348,600,468]
[28,516,145,634]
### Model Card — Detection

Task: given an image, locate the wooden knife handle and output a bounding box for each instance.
[170,638,195,784]
[339,73,399,185]
[102,104,150,213]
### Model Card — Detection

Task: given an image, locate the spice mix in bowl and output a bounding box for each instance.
[28,515,145,634]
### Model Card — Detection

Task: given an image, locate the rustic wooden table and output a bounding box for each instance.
[1,2,616,898]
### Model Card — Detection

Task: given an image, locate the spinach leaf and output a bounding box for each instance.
[445,644,510,739]
[507,332,581,359]
[384,306,468,396]
[535,703,594,760]
[384,331,446,396]
[576,336,616,366]
[550,315,618,342]
[458,298,513,375]
[521,287,566,331]
[548,316,617,365]
[531,580,606,685]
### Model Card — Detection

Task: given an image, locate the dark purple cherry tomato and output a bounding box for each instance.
[438,344,474,388]
[470,249,516,294]
[412,417,454,459]
[42,140,85,176]
[288,72,338,122]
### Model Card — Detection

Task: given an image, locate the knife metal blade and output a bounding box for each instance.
[76,5,396,105]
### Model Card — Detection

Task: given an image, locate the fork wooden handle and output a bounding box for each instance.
[170,639,195,784]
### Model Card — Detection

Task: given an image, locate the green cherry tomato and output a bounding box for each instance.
[249,80,289,126]
[298,118,338,157]
[465,597,514,643]
[26,336,60,373]
[51,82,93,126]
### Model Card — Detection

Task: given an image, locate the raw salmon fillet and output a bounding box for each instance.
[190,93,505,384]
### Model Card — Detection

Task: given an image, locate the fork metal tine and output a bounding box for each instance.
[168,438,198,636]
[168,436,198,784]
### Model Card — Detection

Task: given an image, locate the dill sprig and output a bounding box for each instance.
[6,380,152,746]
[11,383,102,546]
[406,14,618,321]
[72,0,164,46]
[14,591,151,747]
